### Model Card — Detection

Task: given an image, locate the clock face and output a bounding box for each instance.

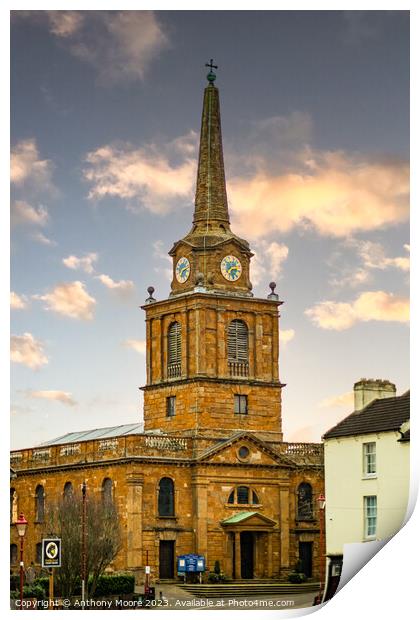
[175,257,191,284]
[221,255,242,282]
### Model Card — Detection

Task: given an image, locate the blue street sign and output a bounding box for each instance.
[177,554,206,573]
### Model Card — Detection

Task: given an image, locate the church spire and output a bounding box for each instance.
[169,63,253,298]
[193,62,230,228]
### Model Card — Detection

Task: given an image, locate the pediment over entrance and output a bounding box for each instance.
[221,510,277,529]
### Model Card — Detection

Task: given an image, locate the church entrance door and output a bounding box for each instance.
[240,532,254,579]
[159,541,175,579]
[299,542,313,578]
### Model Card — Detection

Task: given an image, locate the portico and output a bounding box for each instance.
[221,511,277,579]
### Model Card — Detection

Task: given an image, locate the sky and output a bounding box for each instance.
[10,10,409,449]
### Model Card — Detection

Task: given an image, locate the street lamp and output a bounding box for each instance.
[317,494,326,603]
[81,481,87,604]
[15,513,28,609]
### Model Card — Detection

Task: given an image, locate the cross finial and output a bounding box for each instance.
[205,59,218,84]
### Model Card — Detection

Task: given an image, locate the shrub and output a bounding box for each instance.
[34,577,49,593]
[90,573,135,596]
[10,575,20,592]
[287,572,307,584]
[23,584,46,599]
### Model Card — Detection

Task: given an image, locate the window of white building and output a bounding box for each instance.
[363,442,376,476]
[364,495,377,538]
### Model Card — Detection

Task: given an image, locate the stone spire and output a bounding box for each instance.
[169,63,253,298]
[193,68,230,229]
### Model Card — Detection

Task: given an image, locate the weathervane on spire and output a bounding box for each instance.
[205,59,218,84]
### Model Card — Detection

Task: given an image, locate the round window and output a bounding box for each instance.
[238,446,250,460]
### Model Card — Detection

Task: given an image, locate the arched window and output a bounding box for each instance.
[297,483,313,520]
[10,544,18,565]
[102,478,113,505]
[167,322,181,378]
[35,485,45,522]
[227,486,259,505]
[36,542,42,565]
[63,482,73,500]
[158,477,174,517]
[10,488,18,523]
[227,320,248,376]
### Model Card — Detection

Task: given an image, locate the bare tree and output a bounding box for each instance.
[44,489,122,598]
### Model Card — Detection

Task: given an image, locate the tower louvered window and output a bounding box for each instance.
[228,319,249,377]
[167,321,181,378]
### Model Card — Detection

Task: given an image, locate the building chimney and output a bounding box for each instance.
[354,378,396,412]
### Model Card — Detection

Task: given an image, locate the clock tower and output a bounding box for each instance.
[142,66,284,440]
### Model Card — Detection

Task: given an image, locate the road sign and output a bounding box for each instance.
[42,538,61,568]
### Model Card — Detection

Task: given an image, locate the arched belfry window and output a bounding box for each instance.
[297,482,313,520]
[158,477,175,517]
[167,321,181,378]
[35,485,45,522]
[228,319,249,377]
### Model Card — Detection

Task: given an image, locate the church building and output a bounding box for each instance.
[10,66,324,584]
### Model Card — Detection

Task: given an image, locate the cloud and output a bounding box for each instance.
[123,339,146,354]
[329,240,410,288]
[279,329,295,345]
[11,200,49,227]
[11,333,48,369]
[10,292,28,310]
[31,231,57,246]
[20,11,168,85]
[228,151,409,239]
[251,241,289,286]
[46,11,84,37]
[152,240,172,280]
[27,390,77,406]
[305,290,409,330]
[83,133,197,213]
[34,281,96,320]
[11,139,54,191]
[63,252,98,274]
[97,274,134,295]
[319,391,354,409]
[82,117,408,238]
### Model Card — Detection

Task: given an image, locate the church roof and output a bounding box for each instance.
[37,423,144,446]
[323,390,410,440]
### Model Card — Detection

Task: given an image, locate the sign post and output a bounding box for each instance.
[49,569,54,610]
[42,538,61,609]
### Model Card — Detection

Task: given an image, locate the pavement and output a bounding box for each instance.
[144,583,317,611]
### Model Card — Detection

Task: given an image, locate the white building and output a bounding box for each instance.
[322,379,410,600]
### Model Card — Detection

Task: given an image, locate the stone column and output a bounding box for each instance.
[267,532,273,577]
[192,476,208,559]
[254,533,259,577]
[234,532,241,579]
[272,313,279,381]
[126,473,144,573]
[216,309,225,377]
[280,487,290,569]
[255,315,263,378]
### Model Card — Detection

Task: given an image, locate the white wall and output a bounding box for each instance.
[324,431,410,555]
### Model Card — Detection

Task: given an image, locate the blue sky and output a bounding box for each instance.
[10,10,409,449]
